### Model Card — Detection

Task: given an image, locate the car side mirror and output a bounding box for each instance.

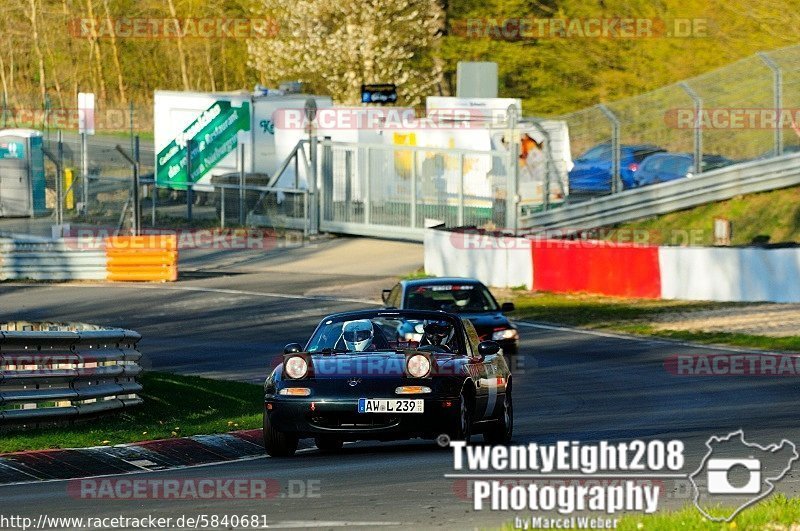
[283,343,303,354]
[477,341,500,358]
[501,302,515,313]
[381,289,392,304]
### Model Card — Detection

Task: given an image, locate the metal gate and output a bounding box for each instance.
[317,140,518,241]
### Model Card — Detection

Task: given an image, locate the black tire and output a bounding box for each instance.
[263,410,298,457]
[447,388,473,443]
[484,388,513,444]
[315,436,344,453]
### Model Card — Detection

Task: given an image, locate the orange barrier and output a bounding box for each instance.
[104,235,178,282]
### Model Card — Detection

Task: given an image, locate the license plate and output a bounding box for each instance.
[358,398,424,414]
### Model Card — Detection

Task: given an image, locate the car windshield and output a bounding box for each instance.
[577,144,611,161]
[404,284,499,313]
[306,314,462,354]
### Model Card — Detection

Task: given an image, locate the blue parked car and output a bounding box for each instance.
[633,153,734,187]
[568,143,665,194]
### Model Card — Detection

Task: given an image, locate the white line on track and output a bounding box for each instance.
[515,321,783,354]
[2,282,381,306]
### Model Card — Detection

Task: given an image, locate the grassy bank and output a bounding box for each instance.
[610,185,800,246]
[0,372,262,454]
[617,494,800,530]
[507,291,798,352]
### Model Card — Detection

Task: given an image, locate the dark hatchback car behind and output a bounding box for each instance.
[383,277,519,355]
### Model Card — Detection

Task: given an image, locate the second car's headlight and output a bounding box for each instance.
[406,354,431,378]
[284,356,309,379]
[492,328,519,341]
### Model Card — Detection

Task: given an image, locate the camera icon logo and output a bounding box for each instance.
[706,458,761,495]
[690,430,798,522]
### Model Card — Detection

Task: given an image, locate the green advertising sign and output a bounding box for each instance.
[156,100,250,189]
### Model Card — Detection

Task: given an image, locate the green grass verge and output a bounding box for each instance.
[0,372,262,454]
[616,494,800,530]
[508,292,799,352]
[400,267,435,280]
[611,184,800,246]
[499,495,800,530]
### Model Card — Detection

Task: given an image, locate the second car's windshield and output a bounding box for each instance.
[404,284,499,313]
[306,316,462,354]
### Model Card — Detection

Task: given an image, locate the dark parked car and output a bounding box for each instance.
[568,142,665,194]
[382,277,518,356]
[263,309,513,456]
[633,153,735,186]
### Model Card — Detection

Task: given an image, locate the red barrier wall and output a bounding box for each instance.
[531,240,661,298]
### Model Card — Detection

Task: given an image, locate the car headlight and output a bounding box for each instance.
[492,328,519,341]
[406,354,431,378]
[284,356,309,379]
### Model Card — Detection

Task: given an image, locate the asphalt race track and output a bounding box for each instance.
[2,272,800,529]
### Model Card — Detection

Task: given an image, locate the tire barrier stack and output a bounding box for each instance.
[0,235,177,282]
[0,322,143,424]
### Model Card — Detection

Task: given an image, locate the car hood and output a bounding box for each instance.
[306,351,457,379]
[457,312,514,340]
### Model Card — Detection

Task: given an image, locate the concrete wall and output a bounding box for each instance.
[425,228,800,303]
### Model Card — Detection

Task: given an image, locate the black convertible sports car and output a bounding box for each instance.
[263,309,513,456]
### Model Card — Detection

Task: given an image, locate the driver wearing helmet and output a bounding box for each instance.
[419,321,454,352]
[451,289,474,311]
[341,319,375,352]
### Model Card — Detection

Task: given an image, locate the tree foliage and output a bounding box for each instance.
[0,0,796,125]
[247,0,443,106]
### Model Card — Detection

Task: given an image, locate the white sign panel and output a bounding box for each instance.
[78,92,95,135]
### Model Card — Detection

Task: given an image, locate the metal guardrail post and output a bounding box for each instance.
[410,150,417,229]
[42,144,63,226]
[81,132,88,213]
[220,186,226,228]
[457,153,465,226]
[239,144,246,225]
[364,147,371,226]
[598,104,621,193]
[133,136,141,235]
[505,105,520,233]
[186,139,193,222]
[758,52,783,157]
[114,141,141,235]
[321,137,333,224]
[57,130,64,225]
[679,82,703,175]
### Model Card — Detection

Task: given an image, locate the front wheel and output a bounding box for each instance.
[484,389,513,444]
[263,410,298,457]
[447,389,473,443]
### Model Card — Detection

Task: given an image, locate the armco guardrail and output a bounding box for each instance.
[0,322,143,423]
[0,235,177,282]
[519,153,800,232]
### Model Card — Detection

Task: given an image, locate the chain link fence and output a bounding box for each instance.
[559,44,800,198]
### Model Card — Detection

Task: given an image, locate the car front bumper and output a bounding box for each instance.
[265,396,460,440]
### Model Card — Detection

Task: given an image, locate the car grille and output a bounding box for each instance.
[309,413,400,430]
